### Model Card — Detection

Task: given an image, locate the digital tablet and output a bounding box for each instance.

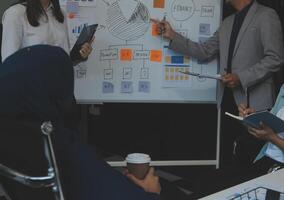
[70,24,98,62]
[75,24,98,46]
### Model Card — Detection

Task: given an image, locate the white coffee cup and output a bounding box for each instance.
[126,153,151,180]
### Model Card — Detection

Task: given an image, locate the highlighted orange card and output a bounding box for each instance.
[68,13,76,19]
[154,0,165,8]
[150,50,162,62]
[120,49,133,61]
[152,23,159,36]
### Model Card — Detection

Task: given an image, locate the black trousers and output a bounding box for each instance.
[220,88,263,168]
[220,87,242,167]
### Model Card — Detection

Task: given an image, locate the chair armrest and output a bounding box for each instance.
[0,163,55,188]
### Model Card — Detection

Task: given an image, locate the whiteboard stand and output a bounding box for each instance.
[107,106,221,169]
[216,107,221,169]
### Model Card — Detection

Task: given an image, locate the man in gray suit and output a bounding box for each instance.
[154,0,284,167]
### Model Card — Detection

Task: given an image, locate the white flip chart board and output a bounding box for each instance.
[61,0,222,103]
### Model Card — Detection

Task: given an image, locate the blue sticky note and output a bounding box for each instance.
[102,82,114,93]
[138,81,150,93]
[121,81,133,93]
[67,1,79,13]
[171,56,184,64]
[199,23,210,35]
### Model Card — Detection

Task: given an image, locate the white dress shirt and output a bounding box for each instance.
[264,107,284,163]
[1,3,70,62]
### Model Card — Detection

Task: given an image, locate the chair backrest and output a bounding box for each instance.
[0,120,64,200]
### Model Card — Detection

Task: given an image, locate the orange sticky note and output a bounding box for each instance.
[68,13,76,19]
[154,0,165,8]
[150,50,162,62]
[152,23,158,36]
[120,49,133,61]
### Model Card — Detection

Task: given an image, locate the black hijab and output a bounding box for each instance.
[0,45,77,200]
[0,45,74,123]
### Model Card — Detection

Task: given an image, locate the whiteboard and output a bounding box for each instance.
[62,0,222,103]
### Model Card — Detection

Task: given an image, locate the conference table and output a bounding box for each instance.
[200,168,284,200]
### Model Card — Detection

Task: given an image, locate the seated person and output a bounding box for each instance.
[191,87,284,199]
[0,45,161,200]
[238,90,284,171]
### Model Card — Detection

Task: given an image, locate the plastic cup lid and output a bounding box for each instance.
[125,153,151,164]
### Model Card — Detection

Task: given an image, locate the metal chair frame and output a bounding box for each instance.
[0,121,65,200]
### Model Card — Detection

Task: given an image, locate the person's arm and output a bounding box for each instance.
[70,41,93,66]
[1,6,23,62]
[170,30,219,62]
[247,123,284,151]
[239,104,284,151]
[237,9,284,90]
[78,42,93,59]
[221,73,241,88]
[238,103,255,117]
[152,19,219,61]
[62,10,93,66]
[125,167,161,195]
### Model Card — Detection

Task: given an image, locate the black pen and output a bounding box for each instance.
[246,88,250,108]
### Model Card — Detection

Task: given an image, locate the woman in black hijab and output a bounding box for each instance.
[0,45,160,200]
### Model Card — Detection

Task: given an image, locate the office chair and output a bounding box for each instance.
[0,121,64,200]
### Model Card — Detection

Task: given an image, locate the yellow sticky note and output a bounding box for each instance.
[154,0,165,8]
[165,56,171,63]
[150,50,162,62]
[184,57,190,64]
[120,49,133,61]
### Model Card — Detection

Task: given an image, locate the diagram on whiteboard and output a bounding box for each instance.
[106,0,150,41]
[63,0,221,102]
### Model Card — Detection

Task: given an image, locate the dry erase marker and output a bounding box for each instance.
[160,15,166,41]
[161,15,166,33]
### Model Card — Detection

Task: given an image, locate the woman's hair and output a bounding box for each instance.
[18,0,64,27]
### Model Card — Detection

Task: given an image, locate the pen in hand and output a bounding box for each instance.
[150,18,166,34]
[246,90,250,108]
[161,15,166,33]
[150,17,175,40]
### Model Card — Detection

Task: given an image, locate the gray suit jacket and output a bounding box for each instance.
[170,1,284,110]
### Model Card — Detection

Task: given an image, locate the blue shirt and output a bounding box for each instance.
[255,84,284,163]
